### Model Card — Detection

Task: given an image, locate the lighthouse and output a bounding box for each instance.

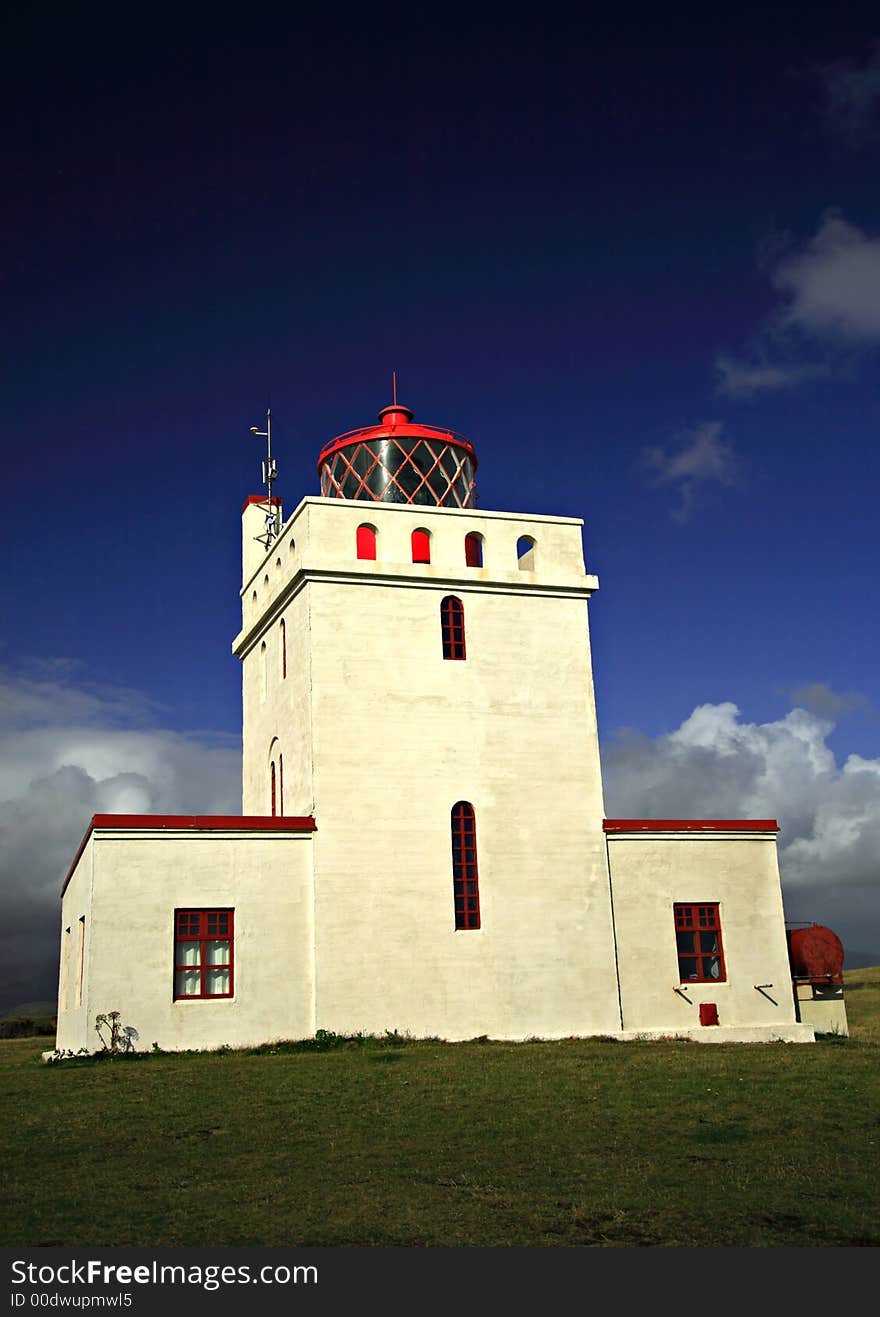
[235,392,621,1039]
[54,391,819,1052]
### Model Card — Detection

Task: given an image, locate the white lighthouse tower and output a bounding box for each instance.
[233,393,622,1039]
[55,391,817,1053]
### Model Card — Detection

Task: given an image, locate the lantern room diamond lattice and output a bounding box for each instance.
[320,437,477,508]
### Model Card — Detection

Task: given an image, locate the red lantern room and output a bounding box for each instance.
[317,396,478,508]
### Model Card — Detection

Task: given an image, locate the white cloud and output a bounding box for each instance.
[0,669,240,1011]
[772,212,880,340]
[818,44,880,144]
[641,421,739,522]
[715,355,828,399]
[602,699,880,966]
[715,210,880,395]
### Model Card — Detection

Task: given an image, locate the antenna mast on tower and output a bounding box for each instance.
[249,407,279,549]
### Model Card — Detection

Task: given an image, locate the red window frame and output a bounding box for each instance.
[281,619,286,679]
[356,524,377,560]
[174,909,234,999]
[441,595,466,660]
[279,752,284,817]
[674,903,726,982]
[270,760,276,816]
[464,532,483,567]
[451,801,480,930]
[412,529,431,563]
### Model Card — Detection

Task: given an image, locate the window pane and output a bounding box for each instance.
[206,939,230,965]
[205,967,230,995]
[175,969,201,996]
[705,957,722,979]
[699,932,719,953]
[678,957,699,979]
[676,931,696,953]
[177,940,201,966]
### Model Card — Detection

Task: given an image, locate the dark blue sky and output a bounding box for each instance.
[2,6,880,1001]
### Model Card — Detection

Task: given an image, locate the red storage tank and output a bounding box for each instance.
[786,923,845,985]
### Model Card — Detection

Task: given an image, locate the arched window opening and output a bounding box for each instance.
[441,596,466,660]
[270,761,276,816]
[357,524,377,560]
[252,590,257,604]
[279,753,284,817]
[260,641,267,700]
[289,538,296,555]
[516,535,536,570]
[464,532,483,568]
[276,557,282,571]
[264,574,269,588]
[280,619,287,679]
[451,802,480,930]
[412,529,431,564]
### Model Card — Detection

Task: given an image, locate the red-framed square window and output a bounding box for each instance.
[674,903,726,982]
[174,909,234,999]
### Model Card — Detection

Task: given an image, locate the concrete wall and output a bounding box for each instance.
[56,827,315,1052]
[608,830,805,1036]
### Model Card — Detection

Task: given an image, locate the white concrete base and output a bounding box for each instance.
[618,1024,816,1044]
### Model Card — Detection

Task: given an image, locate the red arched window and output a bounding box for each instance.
[440,596,466,659]
[356,524,377,560]
[270,761,276,817]
[451,802,480,930]
[464,532,483,567]
[278,753,284,816]
[280,619,287,678]
[412,529,431,564]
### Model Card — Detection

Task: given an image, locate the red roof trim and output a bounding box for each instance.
[242,495,282,514]
[317,425,478,474]
[603,818,779,832]
[89,814,315,831]
[62,814,316,896]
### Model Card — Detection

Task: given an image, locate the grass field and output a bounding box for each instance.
[2,968,878,1248]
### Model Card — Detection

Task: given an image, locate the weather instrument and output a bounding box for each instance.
[249,407,280,549]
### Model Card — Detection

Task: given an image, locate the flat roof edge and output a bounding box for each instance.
[603,818,779,833]
[62,814,317,897]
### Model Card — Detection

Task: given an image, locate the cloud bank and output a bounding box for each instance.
[602,698,880,965]
[0,669,240,1011]
[3,669,876,1014]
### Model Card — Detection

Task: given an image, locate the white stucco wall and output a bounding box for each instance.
[607,830,811,1038]
[55,837,93,1051]
[234,497,620,1040]
[56,826,315,1053]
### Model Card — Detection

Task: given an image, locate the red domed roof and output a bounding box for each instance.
[316,401,478,472]
[317,396,478,508]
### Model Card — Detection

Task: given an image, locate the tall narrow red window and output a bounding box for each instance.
[464,532,483,567]
[451,802,480,930]
[280,619,286,678]
[412,529,431,563]
[441,596,466,659]
[674,904,726,982]
[356,524,377,560]
[279,753,284,817]
[174,909,234,999]
[270,761,276,816]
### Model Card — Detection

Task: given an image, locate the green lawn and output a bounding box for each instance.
[2,971,877,1248]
